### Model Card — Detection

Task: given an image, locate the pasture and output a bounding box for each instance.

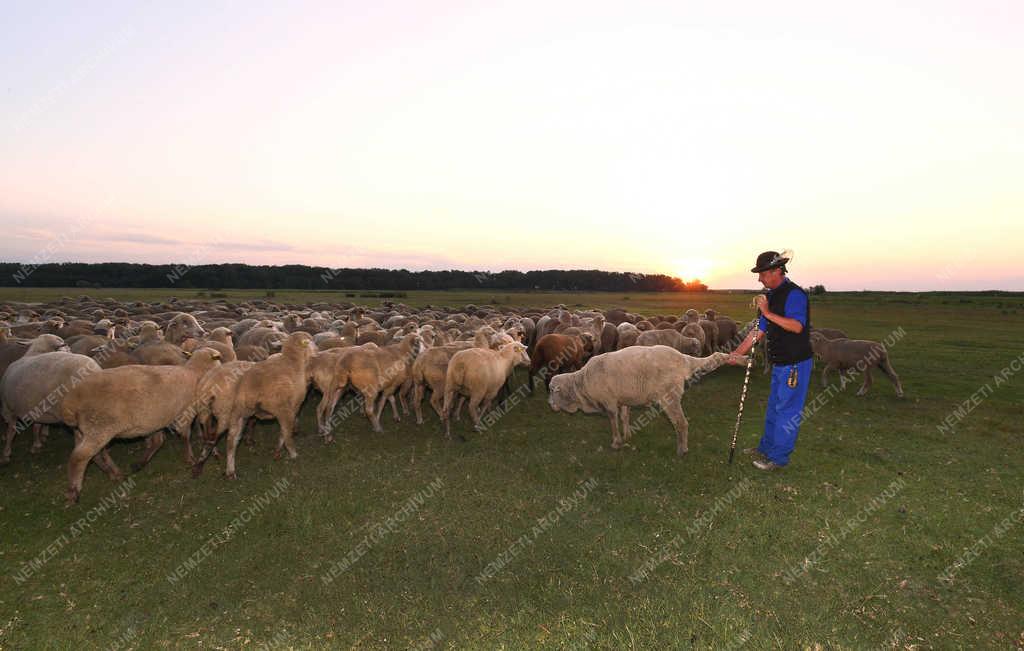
[1,289,1022,649]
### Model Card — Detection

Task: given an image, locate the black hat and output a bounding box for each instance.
[750,251,789,273]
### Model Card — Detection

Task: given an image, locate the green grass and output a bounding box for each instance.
[1,290,1022,649]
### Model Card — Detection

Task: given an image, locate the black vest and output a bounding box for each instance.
[766,279,813,365]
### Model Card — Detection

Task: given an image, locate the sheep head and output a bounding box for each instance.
[548,373,581,413]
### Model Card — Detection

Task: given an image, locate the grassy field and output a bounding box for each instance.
[1,289,1022,649]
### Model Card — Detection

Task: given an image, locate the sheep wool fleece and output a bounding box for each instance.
[758,356,813,466]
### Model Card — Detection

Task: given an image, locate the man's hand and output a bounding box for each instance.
[727,353,748,366]
[754,295,768,313]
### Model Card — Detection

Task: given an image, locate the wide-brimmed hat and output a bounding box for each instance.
[750,250,789,273]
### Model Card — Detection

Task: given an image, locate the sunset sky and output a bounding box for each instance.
[2,1,1021,290]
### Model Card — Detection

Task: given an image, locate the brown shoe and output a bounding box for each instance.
[743,447,765,460]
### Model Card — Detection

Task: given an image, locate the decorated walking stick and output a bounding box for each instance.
[728,315,758,464]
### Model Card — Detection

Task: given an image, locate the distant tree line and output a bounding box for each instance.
[1,262,709,292]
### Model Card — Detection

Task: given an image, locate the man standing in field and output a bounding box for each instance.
[729,251,813,471]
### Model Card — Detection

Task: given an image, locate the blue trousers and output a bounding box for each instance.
[758,357,813,466]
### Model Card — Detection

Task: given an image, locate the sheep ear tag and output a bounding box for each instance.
[787,366,798,388]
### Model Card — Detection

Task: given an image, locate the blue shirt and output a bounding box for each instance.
[758,278,808,332]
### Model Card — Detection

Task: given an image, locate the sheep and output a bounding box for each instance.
[548,347,744,455]
[713,315,740,350]
[190,360,257,462]
[68,328,116,356]
[60,348,223,502]
[615,322,641,349]
[308,344,379,441]
[1,335,101,463]
[636,329,702,356]
[181,326,237,362]
[441,342,530,440]
[409,343,477,425]
[191,332,316,480]
[679,320,707,352]
[347,333,424,431]
[809,331,904,397]
[683,309,718,355]
[528,333,594,393]
[162,312,206,345]
[0,326,30,384]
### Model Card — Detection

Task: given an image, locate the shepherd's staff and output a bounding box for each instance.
[727,312,759,464]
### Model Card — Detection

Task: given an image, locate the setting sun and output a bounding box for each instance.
[673,257,713,284]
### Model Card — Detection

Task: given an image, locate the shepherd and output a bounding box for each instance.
[729,251,813,471]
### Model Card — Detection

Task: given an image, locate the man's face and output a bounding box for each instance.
[758,268,784,289]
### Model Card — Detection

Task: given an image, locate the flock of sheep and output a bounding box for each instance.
[0,295,903,503]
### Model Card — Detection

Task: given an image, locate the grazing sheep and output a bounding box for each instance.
[636,329,702,356]
[1,335,100,463]
[547,347,744,456]
[528,333,594,393]
[60,348,223,502]
[442,342,530,439]
[810,332,904,397]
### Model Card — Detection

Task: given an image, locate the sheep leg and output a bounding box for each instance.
[317,388,342,443]
[658,395,690,456]
[857,368,873,396]
[528,366,536,394]
[413,382,426,425]
[388,394,401,422]
[30,423,48,454]
[468,396,484,432]
[620,405,632,441]
[66,429,109,503]
[92,448,124,482]
[2,419,16,463]
[455,395,466,421]
[178,420,198,466]
[399,380,412,415]
[363,391,383,432]
[879,357,904,397]
[224,418,246,479]
[272,411,299,460]
[131,431,166,473]
[242,417,257,447]
[429,389,446,424]
[821,363,833,387]
[608,408,624,450]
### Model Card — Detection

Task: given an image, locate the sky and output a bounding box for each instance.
[1,0,1022,290]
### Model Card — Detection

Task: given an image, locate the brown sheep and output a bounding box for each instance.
[810,331,904,397]
[528,333,594,393]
